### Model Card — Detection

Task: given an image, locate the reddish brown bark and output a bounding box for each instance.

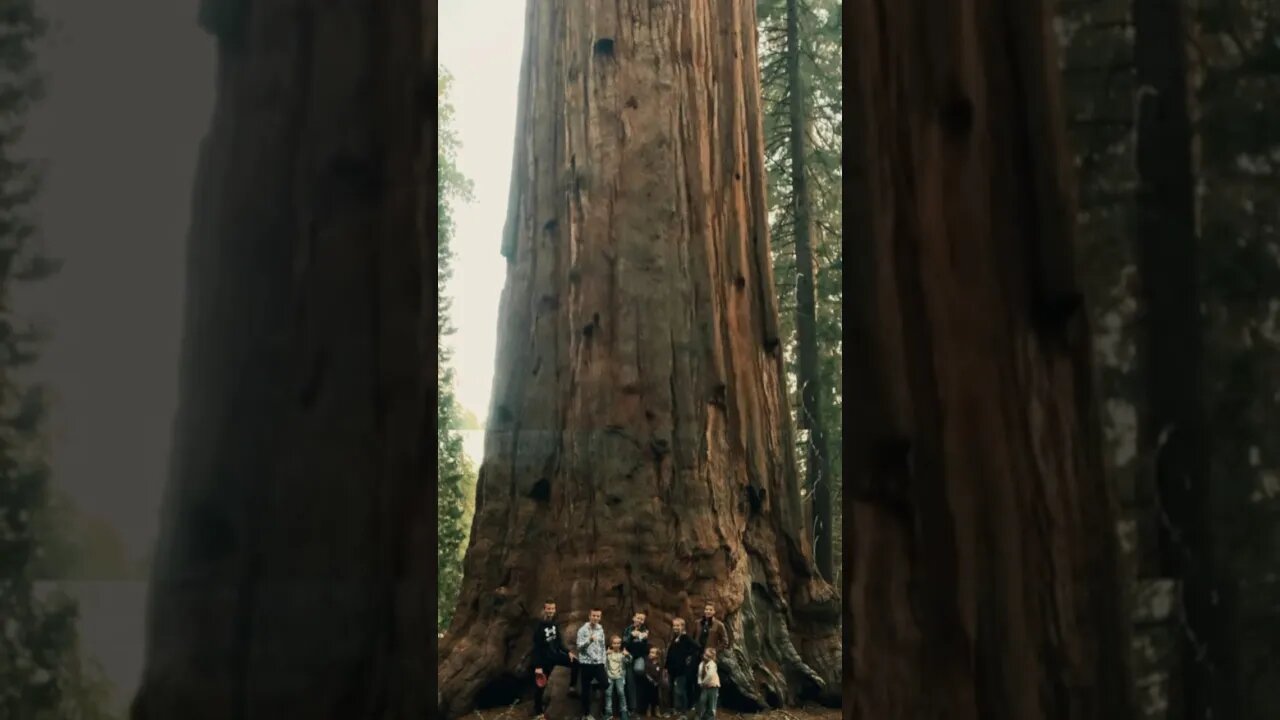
[846,1,1134,718]
[437,0,839,716]
[131,2,432,718]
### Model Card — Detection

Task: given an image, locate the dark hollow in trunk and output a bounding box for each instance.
[846,0,1135,717]
[132,2,432,718]
[437,1,840,717]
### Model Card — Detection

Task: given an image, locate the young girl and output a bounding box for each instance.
[605,635,631,720]
[696,647,720,720]
[640,647,669,717]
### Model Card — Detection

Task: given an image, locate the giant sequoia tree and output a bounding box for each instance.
[132,2,432,718]
[847,1,1134,717]
[437,0,840,716]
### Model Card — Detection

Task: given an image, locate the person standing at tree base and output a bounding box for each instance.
[604,635,631,720]
[695,648,720,720]
[622,611,650,711]
[576,608,609,720]
[665,618,698,714]
[690,604,728,707]
[531,600,576,719]
[639,647,669,717]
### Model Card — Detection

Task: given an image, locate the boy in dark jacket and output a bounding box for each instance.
[664,618,698,713]
[622,611,651,710]
[639,647,669,717]
[531,600,576,718]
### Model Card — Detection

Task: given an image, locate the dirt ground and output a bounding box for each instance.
[463,705,842,720]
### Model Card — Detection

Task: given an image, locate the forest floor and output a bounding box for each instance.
[465,706,841,720]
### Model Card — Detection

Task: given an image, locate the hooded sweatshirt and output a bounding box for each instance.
[532,619,570,669]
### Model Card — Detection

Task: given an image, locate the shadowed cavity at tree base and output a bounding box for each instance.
[436,0,840,717]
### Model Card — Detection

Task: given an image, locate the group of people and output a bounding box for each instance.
[531,600,729,720]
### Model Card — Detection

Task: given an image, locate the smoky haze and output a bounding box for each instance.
[19,0,214,708]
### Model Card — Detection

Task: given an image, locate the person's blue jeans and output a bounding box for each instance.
[671,676,688,711]
[697,687,719,719]
[604,676,629,718]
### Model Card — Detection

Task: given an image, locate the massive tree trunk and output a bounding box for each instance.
[436,0,840,716]
[784,0,834,583]
[132,2,431,718]
[846,1,1135,718]
[1133,1,1235,717]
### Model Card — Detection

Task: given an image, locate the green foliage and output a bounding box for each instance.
[437,66,476,631]
[0,5,122,717]
[758,0,844,573]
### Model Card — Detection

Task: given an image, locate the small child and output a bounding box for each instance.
[605,635,631,720]
[695,648,720,720]
[640,647,669,717]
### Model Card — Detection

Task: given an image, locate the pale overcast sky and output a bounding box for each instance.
[438,0,525,424]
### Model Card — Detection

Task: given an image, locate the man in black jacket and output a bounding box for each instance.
[664,617,698,714]
[531,600,576,718]
[622,610,651,711]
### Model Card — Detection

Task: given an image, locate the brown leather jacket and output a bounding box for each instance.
[695,617,728,652]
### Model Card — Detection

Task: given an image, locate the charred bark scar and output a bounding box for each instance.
[746,484,766,515]
[197,0,250,49]
[1032,291,1085,348]
[330,153,383,201]
[181,501,236,565]
[854,437,915,523]
[938,94,975,139]
[298,348,327,410]
[710,383,728,409]
[529,477,551,502]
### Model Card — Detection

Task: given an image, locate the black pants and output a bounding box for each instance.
[532,657,572,715]
[579,663,609,715]
[636,678,659,715]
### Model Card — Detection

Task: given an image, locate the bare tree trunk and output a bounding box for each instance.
[784,0,834,583]
[437,0,840,716]
[131,2,431,718]
[846,1,1134,717]
[1133,1,1236,717]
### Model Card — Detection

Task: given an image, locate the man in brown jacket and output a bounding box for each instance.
[696,602,728,653]
[690,603,728,709]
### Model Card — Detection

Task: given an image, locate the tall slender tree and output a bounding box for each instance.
[758,0,842,581]
[848,0,1134,716]
[1133,1,1236,716]
[781,0,833,582]
[132,2,432,717]
[438,1,840,715]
